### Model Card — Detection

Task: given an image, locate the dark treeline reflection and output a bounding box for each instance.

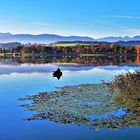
[19,72,140,131]
[0,56,139,66]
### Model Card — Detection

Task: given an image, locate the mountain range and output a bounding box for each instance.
[0,33,94,44]
[97,36,140,42]
[0,33,140,49]
[0,33,140,44]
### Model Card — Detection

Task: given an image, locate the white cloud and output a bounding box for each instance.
[94,20,117,26]
[106,15,140,19]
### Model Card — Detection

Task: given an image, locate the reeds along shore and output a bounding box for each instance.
[109,71,140,115]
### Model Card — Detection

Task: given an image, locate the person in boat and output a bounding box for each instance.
[53,67,62,80]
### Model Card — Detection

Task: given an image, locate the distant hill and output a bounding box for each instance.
[97,36,140,42]
[0,33,140,46]
[0,42,22,49]
[115,41,140,47]
[0,33,94,44]
[0,40,139,49]
[54,41,140,47]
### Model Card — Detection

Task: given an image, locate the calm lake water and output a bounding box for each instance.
[0,58,140,140]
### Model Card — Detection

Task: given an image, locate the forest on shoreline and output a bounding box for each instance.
[0,43,137,58]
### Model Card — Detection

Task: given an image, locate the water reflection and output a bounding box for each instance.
[19,72,140,131]
[0,55,139,66]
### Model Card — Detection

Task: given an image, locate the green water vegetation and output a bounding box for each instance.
[19,72,140,131]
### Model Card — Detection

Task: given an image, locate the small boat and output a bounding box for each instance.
[53,68,62,80]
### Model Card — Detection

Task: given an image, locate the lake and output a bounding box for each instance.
[0,57,140,140]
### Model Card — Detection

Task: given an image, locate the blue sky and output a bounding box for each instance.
[0,0,140,38]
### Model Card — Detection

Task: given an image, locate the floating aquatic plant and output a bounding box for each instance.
[19,71,140,131]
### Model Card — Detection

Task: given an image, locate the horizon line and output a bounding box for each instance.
[0,32,140,39]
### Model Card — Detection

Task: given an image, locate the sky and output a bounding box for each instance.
[0,0,140,38]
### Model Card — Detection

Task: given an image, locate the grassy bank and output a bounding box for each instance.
[53,43,91,47]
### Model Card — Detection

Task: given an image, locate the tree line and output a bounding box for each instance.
[0,43,137,58]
